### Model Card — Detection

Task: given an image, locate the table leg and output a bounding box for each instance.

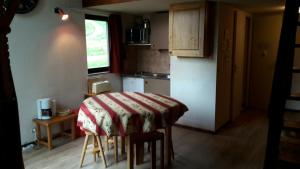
[160,136,164,169]
[35,123,41,143]
[71,117,76,140]
[46,125,53,150]
[151,141,156,169]
[126,135,134,169]
[114,136,119,162]
[93,135,98,162]
[136,142,144,165]
[165,126,172,166]
[121,136,126,155]
[59,122,64,137]
[106,136,110,150]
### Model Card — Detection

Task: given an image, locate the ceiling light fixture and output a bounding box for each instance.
[54,7,69,21]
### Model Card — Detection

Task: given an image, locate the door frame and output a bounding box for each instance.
[230,10,253,121]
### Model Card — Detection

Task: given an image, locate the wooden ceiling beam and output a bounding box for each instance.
[83,0,138,8]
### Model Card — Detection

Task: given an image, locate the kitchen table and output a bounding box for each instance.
[77,92,188,169]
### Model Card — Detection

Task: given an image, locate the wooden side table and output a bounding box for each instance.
[32,113,77,150]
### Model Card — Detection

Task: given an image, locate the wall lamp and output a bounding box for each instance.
[54,7,69,21]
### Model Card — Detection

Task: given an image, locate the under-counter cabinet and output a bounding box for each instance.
[123,77,144,92]
[123,77,170,96]
[144,79,170,96]
[169,1,212,57]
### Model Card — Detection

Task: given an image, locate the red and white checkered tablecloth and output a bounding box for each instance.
[77,92,188,136]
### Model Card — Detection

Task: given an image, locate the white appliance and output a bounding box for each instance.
[92,80,112,94]
[36,98,56,120]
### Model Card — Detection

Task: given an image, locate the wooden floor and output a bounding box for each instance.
[23,111,268,169]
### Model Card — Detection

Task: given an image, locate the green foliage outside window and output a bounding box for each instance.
[85,19,109,69]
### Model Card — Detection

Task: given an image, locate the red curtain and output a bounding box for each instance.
[108,14,123,74]
[0,1,24,168]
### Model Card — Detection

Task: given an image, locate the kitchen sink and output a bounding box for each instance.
[134,72,169,79]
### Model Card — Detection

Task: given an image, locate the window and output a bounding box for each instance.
[85,14,110,74]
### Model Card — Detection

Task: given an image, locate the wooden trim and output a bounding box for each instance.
[85,14,108,21]
[203,1,213,57]
[170,2,203,11]
[168,7,173,53]
[83,0,138,7]
[173,50,203,57]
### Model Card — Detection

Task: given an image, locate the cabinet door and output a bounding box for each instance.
[123,77,144,92]
[144,79,170,96]
[169,2,211,57]
[150,12,169,49]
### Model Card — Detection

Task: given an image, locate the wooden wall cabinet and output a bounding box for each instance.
[169,1,212,57]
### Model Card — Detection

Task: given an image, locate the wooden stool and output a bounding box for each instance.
[79,131,107,168]
[134,131,164,169]
[105,136,124,162]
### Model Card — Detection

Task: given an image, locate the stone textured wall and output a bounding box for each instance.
[137,48,170,74]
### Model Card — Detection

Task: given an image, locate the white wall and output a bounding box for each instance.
[171,57,217,131]
[8,0,121,144]
[170,3,218,131]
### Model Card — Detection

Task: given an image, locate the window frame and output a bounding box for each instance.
[85,14,110,74]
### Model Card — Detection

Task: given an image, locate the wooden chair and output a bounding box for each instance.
[105,136,122,162]
[133,131,164,169]
[79,131,107,168]
[147,128,175,160]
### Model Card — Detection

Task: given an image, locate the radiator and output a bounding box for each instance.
[92,80,112,94]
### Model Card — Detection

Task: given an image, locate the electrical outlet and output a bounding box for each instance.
[32,128,37,141]
[32,128,36,134]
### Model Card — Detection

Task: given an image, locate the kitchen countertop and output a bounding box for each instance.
[122,72,170,80]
